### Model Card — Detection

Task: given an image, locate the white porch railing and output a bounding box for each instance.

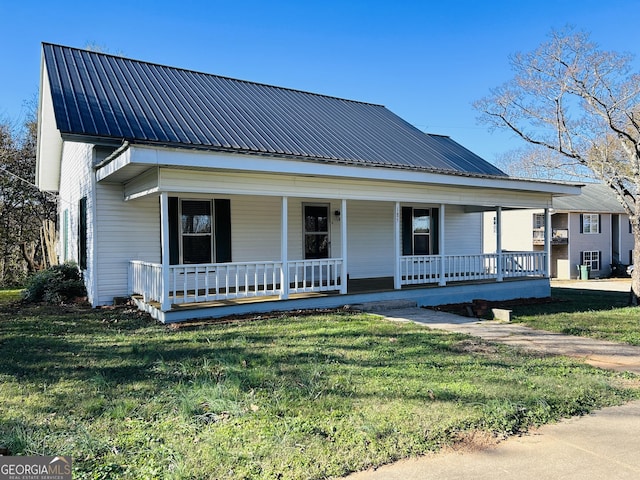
[129,260,163,303]
[400,255,442,285]
[131,253,544,310]
[129,258,343,307]
[502,251,546,277]
[400,252,546,286]
[169,261,283,304]
[288,258,343,294]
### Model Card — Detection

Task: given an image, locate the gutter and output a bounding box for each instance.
[94,140,130,170]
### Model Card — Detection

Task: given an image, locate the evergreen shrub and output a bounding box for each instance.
[23,262,86,304]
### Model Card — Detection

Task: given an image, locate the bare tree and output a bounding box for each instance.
[0,115,57,285]
[494,145,593,181]
[475,27,640,303]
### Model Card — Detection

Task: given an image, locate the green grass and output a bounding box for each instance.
[1,301,639,479]
[0,288,22,304]
[511,287,640,345]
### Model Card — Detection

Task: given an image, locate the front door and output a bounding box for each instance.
[304,204,330,259]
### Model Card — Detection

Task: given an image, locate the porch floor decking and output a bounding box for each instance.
[133,276,545,322]
[135,278,392,312]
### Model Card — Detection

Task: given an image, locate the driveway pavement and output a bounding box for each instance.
[343,279,640,480]
[551,278,631,292]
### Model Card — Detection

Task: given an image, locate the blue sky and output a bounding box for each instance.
[1,0,638,164]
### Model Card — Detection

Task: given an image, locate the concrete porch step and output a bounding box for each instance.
[351,299,418,312]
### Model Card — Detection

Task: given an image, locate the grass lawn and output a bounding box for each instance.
[510,287,640,345]
[0,288,22,304]
[1,300,639,479]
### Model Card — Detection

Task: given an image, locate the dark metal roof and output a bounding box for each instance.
[42,43,506,176]
[553,183,626,213]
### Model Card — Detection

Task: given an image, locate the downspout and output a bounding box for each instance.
[94,140,130,170]
[496,206,503,282]
[544,208,551,278]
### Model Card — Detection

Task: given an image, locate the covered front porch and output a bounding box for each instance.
[127,191,551,322]
[96,148,568,323]
[129,255,548,323]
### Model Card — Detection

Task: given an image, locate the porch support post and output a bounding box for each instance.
[340,199,348,294]
[160,192,171,311]
[544,207,551,277]
[280,196,289,300]
[394,202,401,289]
[496,206,503,282]
[438,203,446,286]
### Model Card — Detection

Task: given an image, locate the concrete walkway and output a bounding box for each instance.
[346,400,640,479]
[344,282,640,479]
[383,307,640,374]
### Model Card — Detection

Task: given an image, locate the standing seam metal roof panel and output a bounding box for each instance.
[42,43,506,177]
[552,183,627,213]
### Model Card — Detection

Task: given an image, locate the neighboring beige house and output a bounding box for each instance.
[484,183,633,279]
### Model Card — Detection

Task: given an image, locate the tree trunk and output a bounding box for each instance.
[20,242,41,273]
[630,224,640,306]
[41,220,58,268]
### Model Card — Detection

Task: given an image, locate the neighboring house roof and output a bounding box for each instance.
[553,183,626,213]
[41,43,506,177]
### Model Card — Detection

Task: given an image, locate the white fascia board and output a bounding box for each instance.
[95,147,132,181]
[36,58,63,192]
[120,144,582,197]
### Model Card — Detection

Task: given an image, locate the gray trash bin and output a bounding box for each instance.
[579,264,589,280]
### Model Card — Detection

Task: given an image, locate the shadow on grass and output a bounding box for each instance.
[0,302,567,410]
[2,300,639,478]
[506,287,630,319]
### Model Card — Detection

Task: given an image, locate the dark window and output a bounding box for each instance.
[304,205,329,259]
[168,198,232,265]
[78,197,87,269]
[402,207,439,255]
[581,250,601,271]
[181,200,212,264]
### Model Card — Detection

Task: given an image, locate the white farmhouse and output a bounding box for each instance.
[36,44,580,322]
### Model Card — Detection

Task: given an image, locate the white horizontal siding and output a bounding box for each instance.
[347,201,394,279]
[444,205,483,255]
[156,168,553,208]
[95,183,160,304]
[231,196,281,262]
[122,146,578,197]
[90,190,496,304]
[57,142,96,302]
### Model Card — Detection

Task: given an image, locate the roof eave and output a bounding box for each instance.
[36,54,63,192]
[118,142,583,196]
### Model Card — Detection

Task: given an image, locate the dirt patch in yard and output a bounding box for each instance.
[430,296,557,319]
[166,306,357,330]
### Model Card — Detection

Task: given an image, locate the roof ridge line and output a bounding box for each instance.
[41,42,386,108]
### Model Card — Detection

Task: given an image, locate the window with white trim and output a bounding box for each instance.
[304,204,329,259]
[181,200,213,264]
[402,207,439,255]
[582,251,600,271]
[412,208,431,255]
[168,197,232,265]
[582,214,600,234]
[533,213,545,229]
